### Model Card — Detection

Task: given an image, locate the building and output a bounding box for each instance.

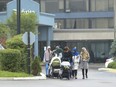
[36,0,115,62]
[0,0,115,62]
[0,0,55,57]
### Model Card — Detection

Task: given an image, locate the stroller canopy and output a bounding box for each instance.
[49,55,61,67]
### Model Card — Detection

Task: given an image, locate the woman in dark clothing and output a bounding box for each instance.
[62,46,72,63]
[62,46,73,78]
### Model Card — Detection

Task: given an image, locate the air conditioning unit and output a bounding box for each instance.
[66,9,71,13]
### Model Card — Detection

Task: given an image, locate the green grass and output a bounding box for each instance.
[0,70,32,77]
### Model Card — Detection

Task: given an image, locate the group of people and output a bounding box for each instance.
[43,46,90,79]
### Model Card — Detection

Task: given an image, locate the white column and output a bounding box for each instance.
[34,26,39,57]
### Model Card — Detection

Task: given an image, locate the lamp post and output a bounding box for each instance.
[17,0,21,34]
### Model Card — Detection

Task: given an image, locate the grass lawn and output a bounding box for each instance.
[0,70,32,77]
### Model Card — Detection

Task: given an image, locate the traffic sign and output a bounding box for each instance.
[22,32,35,45]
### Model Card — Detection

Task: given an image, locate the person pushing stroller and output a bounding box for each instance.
[43,46,52,77]
[60,46,72,79]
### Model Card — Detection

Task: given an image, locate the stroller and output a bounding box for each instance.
[60,60,71,80]
[48,54,61,78]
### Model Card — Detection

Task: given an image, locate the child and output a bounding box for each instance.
[72,47,80,79]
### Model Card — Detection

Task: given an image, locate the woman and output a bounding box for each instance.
[43,46,52,77]
[62,46,72,63]
[80,47,90,79]
[62,46,72,77]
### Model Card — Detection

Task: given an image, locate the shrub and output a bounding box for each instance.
[0,49,21,72]
[108,62,116,69]
[6,34,27,72]
[31,56,42,76]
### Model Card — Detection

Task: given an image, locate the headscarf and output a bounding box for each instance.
[72,47,79,56]
[80,47,90,60]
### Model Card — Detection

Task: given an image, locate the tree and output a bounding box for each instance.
[109,40,116,60]
[0,23,10,45]
[31,56,42,76]
[7,12,38,36]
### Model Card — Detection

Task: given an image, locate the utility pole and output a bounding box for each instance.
[17,0,21,34]
[27,31,31,74]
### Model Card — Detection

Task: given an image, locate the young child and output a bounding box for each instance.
[72,47,80,79]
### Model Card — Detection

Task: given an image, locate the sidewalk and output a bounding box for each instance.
[89,63,116,73]
[98,68,116,73]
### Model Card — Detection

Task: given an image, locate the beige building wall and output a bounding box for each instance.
[53,29,114,40]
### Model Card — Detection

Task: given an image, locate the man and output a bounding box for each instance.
[53,46,63,58]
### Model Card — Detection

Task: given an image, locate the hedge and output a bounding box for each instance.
[0,49,21,72]
[108,62,116,69]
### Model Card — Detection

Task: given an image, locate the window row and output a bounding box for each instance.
[55,18,114,29]
[37,0,114,13]
[0,0,114,12]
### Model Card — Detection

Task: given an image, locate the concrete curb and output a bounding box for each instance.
[0,73,46,81]
[98,68,116,73]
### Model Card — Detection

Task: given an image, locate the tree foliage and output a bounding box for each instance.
[0,23,10,45]
[0,23,10,38]
[7,12,38,36]
[109,40,116,60]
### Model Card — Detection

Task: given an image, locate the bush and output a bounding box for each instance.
[31,56,42,76]
[6,34,27,72]
[0,49,21,72]
[108,62,116,69]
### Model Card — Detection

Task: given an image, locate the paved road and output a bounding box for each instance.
[0,63,116,87]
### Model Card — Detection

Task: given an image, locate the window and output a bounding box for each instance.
[55,19,65,29]
[40,0,45,12]
[40,0,64,13]
[66,0,87,12]
[96,0,108,11]
[0,0,12,12]
[109,0,114,11]
[0,2,6,11]
[90,0,113,12]
[91,0,96,11]
[108,18,114,28]
[59,0,64,12]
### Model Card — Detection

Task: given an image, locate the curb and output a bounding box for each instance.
[0,73,46,81]
[98,68,116,73]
